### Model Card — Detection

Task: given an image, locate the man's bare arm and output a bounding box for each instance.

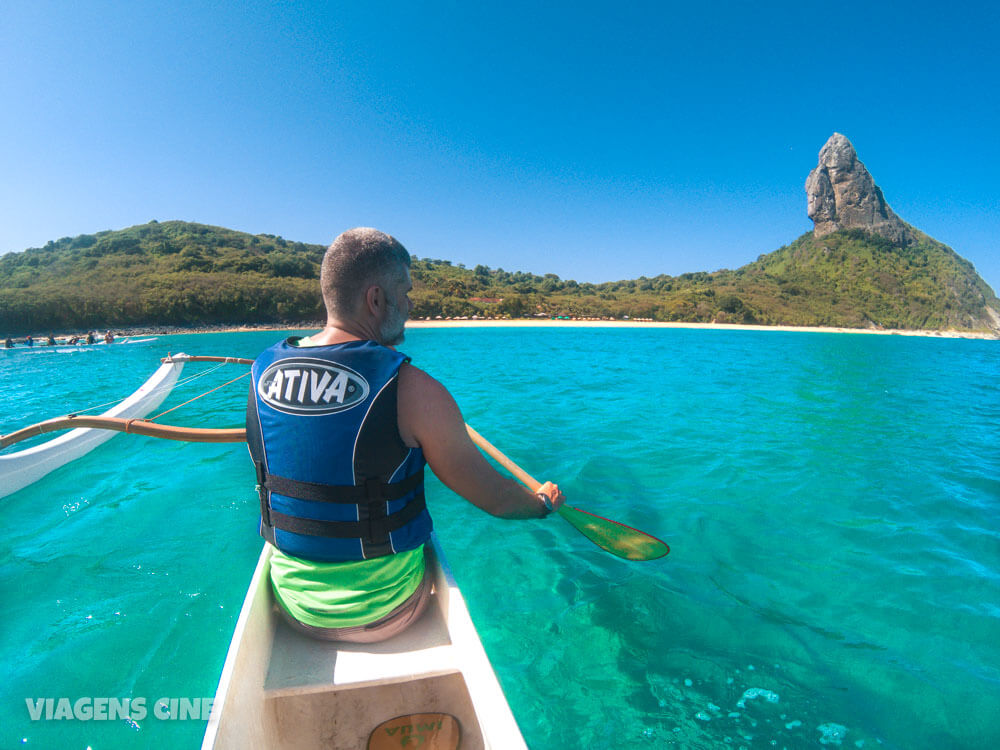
[397,364,562,519]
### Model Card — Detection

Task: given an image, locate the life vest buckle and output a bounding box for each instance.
[256,483,272,528]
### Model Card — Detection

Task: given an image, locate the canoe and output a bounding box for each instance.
[0,355,185,498]
[54,337,160,349]
[1,336,158,351]
[202,535,528,750]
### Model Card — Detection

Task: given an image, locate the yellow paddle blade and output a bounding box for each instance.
[463,423,670,562]
[557,505,670,561]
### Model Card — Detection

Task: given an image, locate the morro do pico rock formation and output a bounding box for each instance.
[806,133,914,244]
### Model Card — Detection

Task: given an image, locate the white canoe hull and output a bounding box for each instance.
[0,356,185,498]
[202,536,528,750]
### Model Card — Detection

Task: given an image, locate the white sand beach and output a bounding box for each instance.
[33,319,995,341]
[402,318,999,340]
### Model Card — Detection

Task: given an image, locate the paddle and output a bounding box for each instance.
[465,425,669,561]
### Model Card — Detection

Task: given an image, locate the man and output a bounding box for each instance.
[247,228,563,643]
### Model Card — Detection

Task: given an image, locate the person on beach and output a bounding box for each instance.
[247,227,564,643]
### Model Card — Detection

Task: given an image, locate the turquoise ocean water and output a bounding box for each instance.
[1,328,998,749]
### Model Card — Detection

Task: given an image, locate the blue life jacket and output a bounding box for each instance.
[246,338,431,561]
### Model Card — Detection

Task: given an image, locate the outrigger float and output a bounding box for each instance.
[0,354,254,499]
[0,354,186,498]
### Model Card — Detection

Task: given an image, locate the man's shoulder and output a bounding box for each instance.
[397,363,454,407]
[396,362,464,448]
[398,361,436,390]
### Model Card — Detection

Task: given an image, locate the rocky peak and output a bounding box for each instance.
[806,133,914,244]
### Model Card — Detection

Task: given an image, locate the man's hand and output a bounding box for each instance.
[535,481,565,515]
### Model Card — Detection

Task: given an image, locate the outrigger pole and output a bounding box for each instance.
[1,416,245,450]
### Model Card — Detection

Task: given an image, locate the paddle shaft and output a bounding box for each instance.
[465,424,542,492]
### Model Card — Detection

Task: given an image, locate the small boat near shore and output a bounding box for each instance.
[2,336,158,351]
[202,535,528,750]
[0,354,185,498]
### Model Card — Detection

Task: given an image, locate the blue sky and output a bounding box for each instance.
[2,1,997,291]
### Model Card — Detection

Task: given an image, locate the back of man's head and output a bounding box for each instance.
[320,228,411,319]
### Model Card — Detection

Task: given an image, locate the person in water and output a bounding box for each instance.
[46,334,56,345]
[86,331,95,344]
[248,227,564,643]
[104,330,115,344]
[3,337,12,348]
[25,335,34,347]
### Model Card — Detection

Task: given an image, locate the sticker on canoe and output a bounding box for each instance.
[257,359,369,415]
[367,712,461,750]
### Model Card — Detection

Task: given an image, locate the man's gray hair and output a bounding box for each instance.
[320,228,411,318]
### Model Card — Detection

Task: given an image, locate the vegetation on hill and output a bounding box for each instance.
[1,220,997,335]
[409,227,998,330]
[0,221,326,332]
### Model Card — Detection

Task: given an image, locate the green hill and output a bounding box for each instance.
[410,226,998,331]
[0,221,326,332]
[1,219,997,335]
[724,229,999,330]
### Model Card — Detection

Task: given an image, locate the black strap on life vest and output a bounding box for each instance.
[266,489,426,539]
[254,463,425,546]
[262,469,423,504]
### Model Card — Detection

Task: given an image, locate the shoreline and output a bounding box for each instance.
[403,319,1000,340]
[142,319,1000,341]
[9,319,998,342]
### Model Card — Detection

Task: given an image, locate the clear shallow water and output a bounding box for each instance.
[1,328,998,749]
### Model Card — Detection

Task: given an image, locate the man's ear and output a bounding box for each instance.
[364,284,384,315]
